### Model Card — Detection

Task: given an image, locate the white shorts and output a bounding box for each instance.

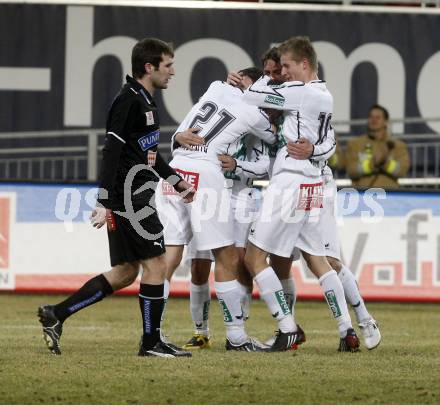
[183,187,261,261]
[231,187,261,248]
[185,239,214,261]
[320,178,341,260]
[291,247,301,262]
[248,171,326,258]
[156,156,234,251]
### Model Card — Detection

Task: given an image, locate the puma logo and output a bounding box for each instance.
[153,241,163,248]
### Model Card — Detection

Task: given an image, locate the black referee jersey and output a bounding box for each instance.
[97,75,180,210]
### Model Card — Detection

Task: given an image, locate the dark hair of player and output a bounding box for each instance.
[278,36,318,72]
[238,67,264,84]
[369,104,389,121]
[267,78,285,86]
[131,38,174,79]
[261,47,280,65]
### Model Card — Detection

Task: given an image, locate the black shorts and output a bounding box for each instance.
[106,208,165,267]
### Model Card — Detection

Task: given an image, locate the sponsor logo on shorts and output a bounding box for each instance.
[153,240,163,249]
[162,169,200,195]
[264,94,285,107]
[325,290,342,318]
[297,182,324,211]
[138,130,160,151]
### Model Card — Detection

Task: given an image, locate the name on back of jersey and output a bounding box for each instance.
[180,144,208,154]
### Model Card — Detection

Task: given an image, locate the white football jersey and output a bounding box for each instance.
[171,81,276,165]
[244,76,334,177]
[322,164,334,185]
[224,134,270,194]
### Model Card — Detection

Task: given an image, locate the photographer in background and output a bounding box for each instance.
[346,104,410,189]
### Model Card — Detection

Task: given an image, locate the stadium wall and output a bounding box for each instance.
[0,2,440,136]
[1,183,439,303]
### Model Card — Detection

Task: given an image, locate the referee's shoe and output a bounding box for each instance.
[38,305,63,355]
[138,337,192,358]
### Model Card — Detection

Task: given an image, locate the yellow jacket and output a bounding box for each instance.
[328,142,345,172]
[346,133,410,189]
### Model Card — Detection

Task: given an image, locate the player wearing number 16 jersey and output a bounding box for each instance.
[243,37,360,352]
[157,76,277,350]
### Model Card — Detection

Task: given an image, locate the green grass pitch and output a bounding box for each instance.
[1,294,439,404]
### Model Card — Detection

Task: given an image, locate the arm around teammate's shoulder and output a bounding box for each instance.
[245,107,277,145]
[235,153,270,179]
[310,128,337,161]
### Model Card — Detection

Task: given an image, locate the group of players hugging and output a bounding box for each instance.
[38,36,381,358]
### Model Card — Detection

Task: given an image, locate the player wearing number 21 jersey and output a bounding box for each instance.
[156,79,277,350]
[160,80,276,252]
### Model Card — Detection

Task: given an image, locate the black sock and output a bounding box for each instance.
[53,274,113,322]
[139,283,164,349]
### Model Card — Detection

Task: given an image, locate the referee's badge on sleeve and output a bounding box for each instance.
[145,111,155,126]
[147,150,157,166]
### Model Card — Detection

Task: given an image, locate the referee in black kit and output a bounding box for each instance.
[38,38,195,358]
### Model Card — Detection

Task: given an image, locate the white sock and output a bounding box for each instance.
[164,279,170,300]
[214,280,248,344]
[238,281,252,321]
[160,279,171,327]
[319,270,353,337]
[190,282,210,336]
[338,265,371,323]
[254,267,296,333]
[280,277,296,317]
